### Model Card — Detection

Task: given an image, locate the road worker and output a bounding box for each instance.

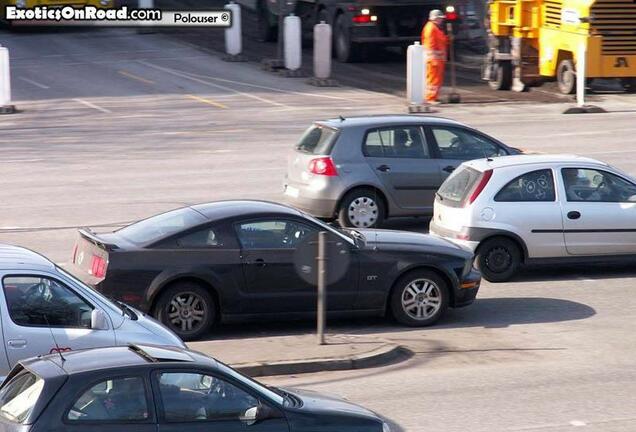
[421,9,448,104]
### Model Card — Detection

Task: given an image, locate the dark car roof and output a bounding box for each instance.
[191,200,303,221]
[21,345,216,377]
[0,244,55,272]
[317,114,463,129]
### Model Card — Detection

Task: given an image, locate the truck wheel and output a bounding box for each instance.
[154,282,216,341]
[488,61,512,91]
[557,59,576,94]
[334,14,358,62]
[622,78,636,94]
[257,2,277,42]
[475,237,521,282]
[390,270,449,327]
[337,188,385,228]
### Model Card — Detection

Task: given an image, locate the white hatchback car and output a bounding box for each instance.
[430,154,636,282]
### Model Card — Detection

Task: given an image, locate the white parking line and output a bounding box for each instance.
[72,98,112,114]
[137,60,290,109]
[19,77,50,89]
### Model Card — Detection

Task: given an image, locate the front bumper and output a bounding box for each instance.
[453,268,481,308]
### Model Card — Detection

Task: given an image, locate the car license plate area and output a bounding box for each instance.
[285,186,299,198]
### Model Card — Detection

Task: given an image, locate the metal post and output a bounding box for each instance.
[446,23,460,103]
[277,0,284,61]
[316,231,327,345]
[576,42,586,108]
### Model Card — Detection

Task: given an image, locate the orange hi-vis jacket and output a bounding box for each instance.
[421,21,447,61]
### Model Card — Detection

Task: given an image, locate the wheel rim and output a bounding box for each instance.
[485,247,512,273]
[347,196,378,227]
[166,291,207,334]
[401,278,442,321]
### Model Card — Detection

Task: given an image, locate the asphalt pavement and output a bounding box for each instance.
[1,25,636,432]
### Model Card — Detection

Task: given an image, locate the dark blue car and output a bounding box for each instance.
[0,344,392,432]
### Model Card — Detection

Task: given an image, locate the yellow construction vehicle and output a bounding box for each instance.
[482,0,636,94]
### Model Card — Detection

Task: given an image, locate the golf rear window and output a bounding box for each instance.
[0,371,44,424]
[437,166,482,204]
[117,207,207,245]
[295,125,338,155]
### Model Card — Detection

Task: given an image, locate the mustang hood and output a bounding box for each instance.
[356,229,472,258]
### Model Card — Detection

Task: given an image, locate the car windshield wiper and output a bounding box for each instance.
[114,300,138,320]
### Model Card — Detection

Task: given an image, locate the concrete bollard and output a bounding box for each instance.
[284,14,301,71]
[563,42,605,114]
[406,42,428,112]
[314,21,331,79]
[0,47,16,114]
[223,2,247,61]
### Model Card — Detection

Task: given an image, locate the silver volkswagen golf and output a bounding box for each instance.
[284,115,520,228]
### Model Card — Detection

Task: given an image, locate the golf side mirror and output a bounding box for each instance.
[240,406,259,426]
[91,309,109,330]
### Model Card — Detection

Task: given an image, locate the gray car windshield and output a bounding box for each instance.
[295,125,338,155]
[117,207,207,245]
[216,362,285,405]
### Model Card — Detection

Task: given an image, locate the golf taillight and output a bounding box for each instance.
[467,169,493,205]
[308,157,338,176]
[352,14,377,23]
[90,255,108,278]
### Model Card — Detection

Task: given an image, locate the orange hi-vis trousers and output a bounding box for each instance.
[426,59,445,102]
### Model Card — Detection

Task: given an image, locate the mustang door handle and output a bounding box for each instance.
[567,211,581,220]
[7,339,26,348]
[376,165,391,172]
[443,165,455,173]
[253,258,266,267]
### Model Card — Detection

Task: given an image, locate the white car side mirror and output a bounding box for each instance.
[91,309,109,330]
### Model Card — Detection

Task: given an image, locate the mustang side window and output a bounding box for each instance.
[495,169,555,202]
[158,372,258,422]
[2,276,93,328]
[236,220,315,249]
[176,228,223,248]
[67,377,149,422]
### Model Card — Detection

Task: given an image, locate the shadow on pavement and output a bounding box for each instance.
[202,296,595,341]
[511,262,636,282]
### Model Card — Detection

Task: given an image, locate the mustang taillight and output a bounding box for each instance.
[90,255,108,279]
[308,157,338,176]
[467,169,493,205]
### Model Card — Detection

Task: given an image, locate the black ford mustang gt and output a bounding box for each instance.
[72,200,480,340]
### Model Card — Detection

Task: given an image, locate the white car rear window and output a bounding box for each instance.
[437,167,482,204]
[0,372,44,424]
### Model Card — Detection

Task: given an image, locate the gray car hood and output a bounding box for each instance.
[356,229,472,258]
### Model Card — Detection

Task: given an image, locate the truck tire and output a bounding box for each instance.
[622,78,636,94]
[257,1,277,42]
[334,14,359,62]
[488,61,512,91]
[557,59,576,94]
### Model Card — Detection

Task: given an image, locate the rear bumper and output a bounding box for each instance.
[430,221,480,253]
[453,268,481,308]
[283,179,341,219]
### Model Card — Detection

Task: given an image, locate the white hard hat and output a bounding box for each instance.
[429,9,445,20]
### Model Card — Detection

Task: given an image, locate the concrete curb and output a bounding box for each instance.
[233,344,411,377]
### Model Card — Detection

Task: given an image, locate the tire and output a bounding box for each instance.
[622,78,636,94]
[257,2,277,42]
[337,188,386,228]
[153,282,216,341]
[475,237,521,282]
[557,59,576,95]
[488,61,512,91]
[334,14,359,63]
[390,270,449,327]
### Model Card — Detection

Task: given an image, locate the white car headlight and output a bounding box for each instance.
[382,422,392,432]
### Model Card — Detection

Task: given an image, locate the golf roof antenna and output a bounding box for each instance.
[43,314,66,363]
[339,115,345,121]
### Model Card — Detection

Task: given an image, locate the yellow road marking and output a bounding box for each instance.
[186,94,228,109]
[118,70,155,85]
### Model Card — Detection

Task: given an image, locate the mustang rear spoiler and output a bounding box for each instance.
[78,228,119,251]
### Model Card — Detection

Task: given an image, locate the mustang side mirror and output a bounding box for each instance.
[91,309,109,330]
